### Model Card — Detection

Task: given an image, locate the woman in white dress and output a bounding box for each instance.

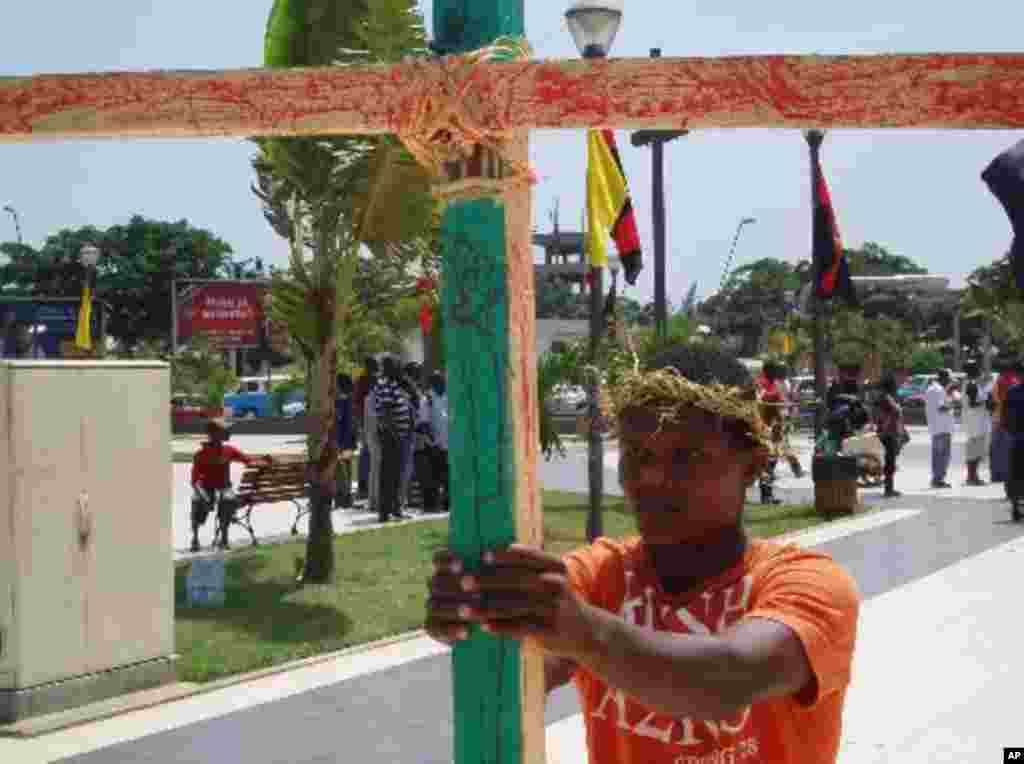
[962,361,992,486]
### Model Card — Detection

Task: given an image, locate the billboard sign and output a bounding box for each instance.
[175,281,268,350]
[0,299,102,359]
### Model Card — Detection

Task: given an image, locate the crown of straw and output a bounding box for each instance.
[606,367,775,453]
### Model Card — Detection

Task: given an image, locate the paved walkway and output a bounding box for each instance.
[1,487,1019,761]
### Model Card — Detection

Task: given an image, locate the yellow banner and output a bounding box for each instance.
[75,285,93,350]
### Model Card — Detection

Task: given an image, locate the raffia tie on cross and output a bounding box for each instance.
[391,37,537,201]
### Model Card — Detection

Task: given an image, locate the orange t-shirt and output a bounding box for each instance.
[564,537,860,764]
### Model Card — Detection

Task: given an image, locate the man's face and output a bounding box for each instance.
[617,408,762,545]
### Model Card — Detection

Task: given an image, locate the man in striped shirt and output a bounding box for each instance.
[375,356,414,522]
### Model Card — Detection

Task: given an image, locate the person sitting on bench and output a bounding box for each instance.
[190,418,271,551]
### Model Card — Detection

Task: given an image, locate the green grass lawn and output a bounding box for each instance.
[174,492,830,683]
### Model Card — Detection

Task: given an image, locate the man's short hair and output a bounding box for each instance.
[381,356,400,378]
[365,356,379,373]
[637,344,759,450]
[647,344,753,388]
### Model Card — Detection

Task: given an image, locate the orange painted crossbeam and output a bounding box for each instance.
[1,53,1023,142]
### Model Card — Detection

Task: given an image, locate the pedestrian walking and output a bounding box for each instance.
[962,361,991,486]
[375,356,414,522]
[756,362,802,505]
[334,373,357,508]
[925,368,955,488]
[874,374,906,498]
[989,358,1021,488]
[426,343,859,764]
[1006,374,1024,521]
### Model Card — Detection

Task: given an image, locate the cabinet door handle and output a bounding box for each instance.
[76,492,93,548]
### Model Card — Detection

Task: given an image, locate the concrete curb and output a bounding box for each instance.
[1,630,430,739]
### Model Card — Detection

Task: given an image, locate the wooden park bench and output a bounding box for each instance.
[220,456,311,545]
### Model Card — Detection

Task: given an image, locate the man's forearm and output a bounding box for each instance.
[572,604,752,720]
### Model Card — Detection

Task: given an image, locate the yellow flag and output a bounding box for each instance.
[75,285,93,350]
[586,130,642,282]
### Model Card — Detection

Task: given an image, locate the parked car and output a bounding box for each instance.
[546,384,587,416]
[223,375,293,418]
[171,394,221,426]
[282,399,306,418]
[898,374,963,417]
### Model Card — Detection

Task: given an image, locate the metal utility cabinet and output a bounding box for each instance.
[0,361,174,723]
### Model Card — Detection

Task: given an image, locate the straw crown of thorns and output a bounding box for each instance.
[606,367,777,454]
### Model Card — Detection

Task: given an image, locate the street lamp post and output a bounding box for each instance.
[3,205,22,245]
[804,129,828,439]
[630,49,688,341]
[567,0,623,543]
[715,217,756,340]
[78,243,101,353]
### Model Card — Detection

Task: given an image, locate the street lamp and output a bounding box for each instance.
[566,0,623,59]
[631,48,689,340]
[566,0,623,543]
[712,216,757,349]
[77,244,102,353]
[3,205,22,245]
[80,244,100,269]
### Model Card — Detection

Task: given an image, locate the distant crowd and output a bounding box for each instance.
[339,356,449,522]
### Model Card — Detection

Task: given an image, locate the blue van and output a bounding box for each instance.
[223,376,298,418]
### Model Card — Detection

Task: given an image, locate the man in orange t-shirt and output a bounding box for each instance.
[426,344,859,764]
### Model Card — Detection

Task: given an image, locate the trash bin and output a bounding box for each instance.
[812,454,860,517]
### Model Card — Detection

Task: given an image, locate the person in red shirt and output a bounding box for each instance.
[190,418,270,552]
[757,362,804,505]
[990,358,1022,488]
[426,344,859,764]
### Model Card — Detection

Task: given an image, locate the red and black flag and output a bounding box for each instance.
[587,129,643,285]
[812,152,856,304]
[982,138,1024,290]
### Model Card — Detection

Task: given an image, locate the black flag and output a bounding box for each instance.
[982,139,1024,290]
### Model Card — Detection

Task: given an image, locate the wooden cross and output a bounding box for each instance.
[3,2,1023,761]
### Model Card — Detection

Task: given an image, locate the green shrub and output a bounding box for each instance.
[910,347,945,375]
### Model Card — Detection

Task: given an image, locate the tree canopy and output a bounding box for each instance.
[0,216,250,348]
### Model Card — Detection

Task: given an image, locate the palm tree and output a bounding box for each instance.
[256,0,436,583]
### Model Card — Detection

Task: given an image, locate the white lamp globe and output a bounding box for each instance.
[566,0,623,59]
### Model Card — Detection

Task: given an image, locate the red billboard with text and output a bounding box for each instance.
[175,281,268,350]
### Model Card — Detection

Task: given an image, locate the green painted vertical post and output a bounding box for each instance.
[433,2,544,764]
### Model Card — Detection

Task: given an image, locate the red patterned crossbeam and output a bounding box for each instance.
[1,53,1023,142]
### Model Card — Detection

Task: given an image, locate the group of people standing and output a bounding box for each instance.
[339,356,450,523]
[904,358,1024,506]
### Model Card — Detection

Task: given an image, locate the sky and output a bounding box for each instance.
[1,0,1022,307]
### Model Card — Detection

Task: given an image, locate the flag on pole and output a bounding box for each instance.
[982,138,1024,290]
[587,129,643,285]
[75,283,93,350]
[812,151,856,304]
